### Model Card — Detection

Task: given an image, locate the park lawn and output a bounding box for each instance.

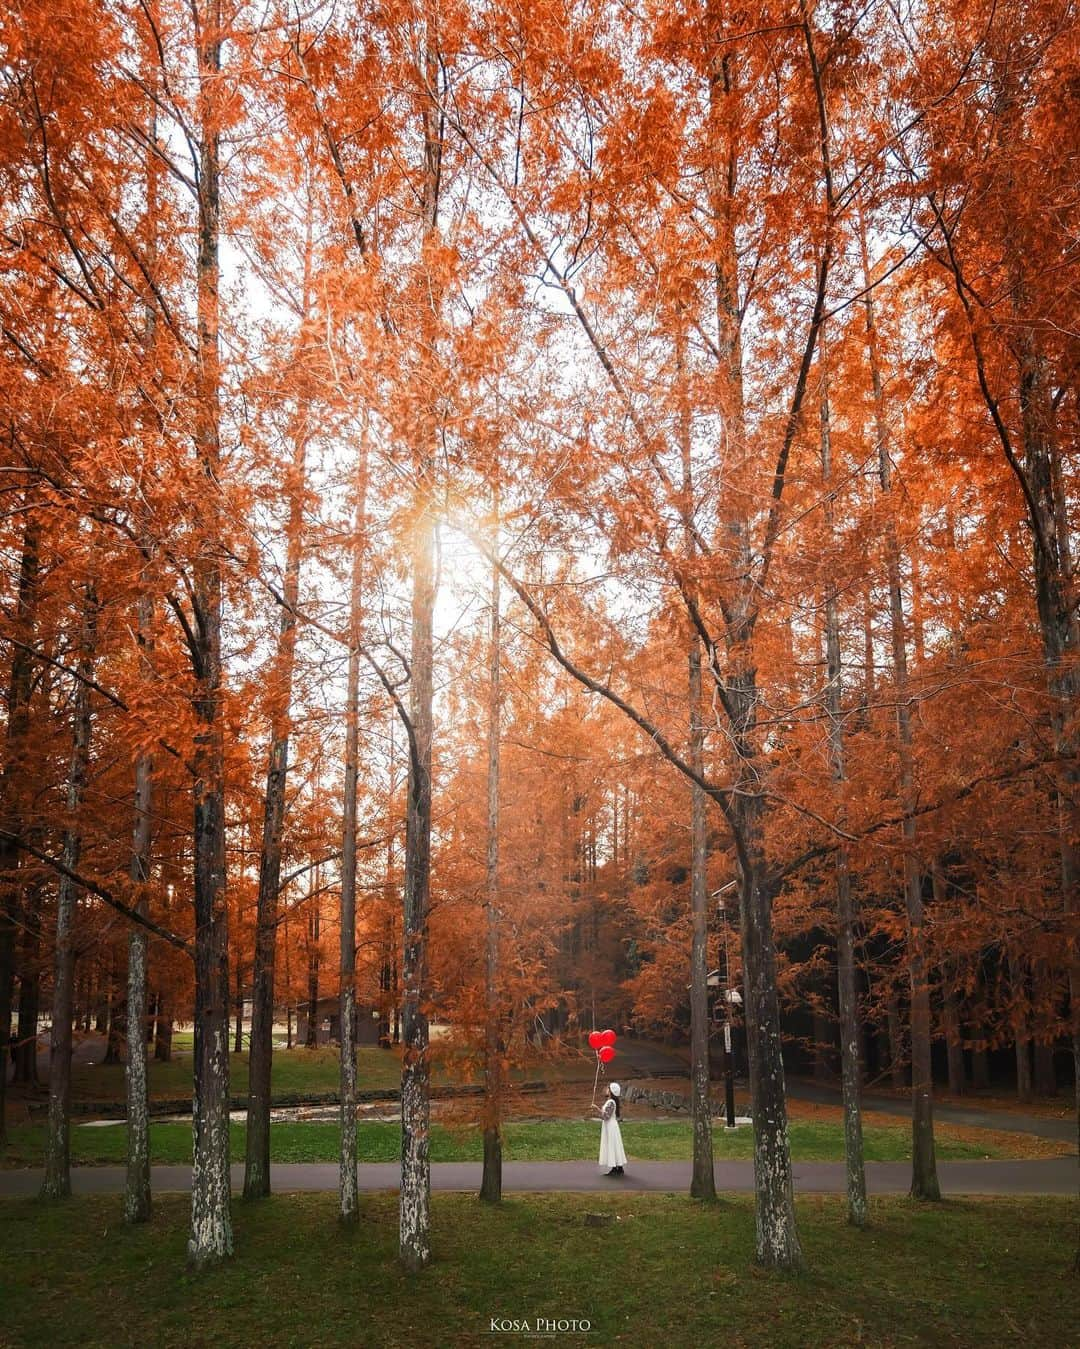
[1,1118,1028,1168]
[67,1046,403,1105]
[0,1193,1075,1347]
[63,1044,596,1107]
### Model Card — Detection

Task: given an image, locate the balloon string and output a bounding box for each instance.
[591,1053,600,1107]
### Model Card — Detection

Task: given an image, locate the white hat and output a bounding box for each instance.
[609,1082,621,1097]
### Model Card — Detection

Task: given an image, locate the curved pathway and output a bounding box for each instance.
[0,1157,1074,1199]
[786,1079,1076,1143]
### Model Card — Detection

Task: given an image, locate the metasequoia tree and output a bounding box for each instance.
[480,531,503,1203]
[445,0,856,1268]
[124,590,155,1223]
[860,208,940,1200]
[243,173,326,1201]
[818,331,867,1224]
[0,512,41,1145]
[339,430,370,1221]
[41,590,98,1200]
[901,0,1080,1215]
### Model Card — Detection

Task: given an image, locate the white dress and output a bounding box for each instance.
[598,1098,627,1169]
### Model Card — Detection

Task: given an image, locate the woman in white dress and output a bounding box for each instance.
[595,1082,626,1176]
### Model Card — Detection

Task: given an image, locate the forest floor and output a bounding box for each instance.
[0,1192,1075,1346]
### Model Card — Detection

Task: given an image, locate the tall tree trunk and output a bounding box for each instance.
[733,788,801,1268]
[103,951,125,1065]
[971,1034,990,1092]
[812,1006,831,1083]
[187,0,232,1267]
[0,515,40,1144]
[125,594,154,1224]
[338,435,368,1222]
[860,211,939,1201]
[1013,327,1080,1262]
[887,992,906,1091]
[154,997,172,1062]
[1033,1043,1056,1097]
[1010,953,1033,1103]
[42,592,97,1200]
[243,242,312,1204]
[398,15,441,1274]
[125,3,158,1225]
[933,868,966,1100]
[820,343,867,1223]
[305,896,319,1048]
[233,960,244,1054]
[942,985,966,1098]
[704,24,802,1265]
[399,474,435,1270]
[1034,1040,1057,1098]
[480,531,503,1204]
[676,323,716,1204]
[688,641,715,1202]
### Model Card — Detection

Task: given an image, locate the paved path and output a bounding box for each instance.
[0,1157,1075,1200]
[787,1079,1076,1142]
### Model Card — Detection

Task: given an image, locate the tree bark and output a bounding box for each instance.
[942,985,966,1098]
[971,1035,990,1091]
[398,14,441,1274]
[480,539,503,1204]
[887,992,906,1091]
[735,794,802,1268]
[187,0,232,1267]
[399,477,435,1269]
[338,435,368,1222]
[124,594,153,1224]
[243,252,312,1204]
[1014,333,1080,1253]
[675,320,716,1205]
[702,28,802,1263]
[861,210,939,1201]
[933,868,966,1099]
[42,592,97,1200]
[1010,953,1033,1103]
[154,998,172,1062]
[819,348,867,1223]
[125,4,158,1225]
[1034,1041,1057,1098]
[688,642,715,1202]
[305,896,320,1048]
[0,515,40,1143]
[103,951,125,1065]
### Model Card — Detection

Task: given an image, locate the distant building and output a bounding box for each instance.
[295,996,383,1047]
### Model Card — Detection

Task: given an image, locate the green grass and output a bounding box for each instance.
[61,1043,596,1106]
[0,1193,1075,1347]
[1,1118,1018,1169]
[66,1045,403,1105]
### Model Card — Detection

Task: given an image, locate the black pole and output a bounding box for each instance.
[723,1016,737,1128]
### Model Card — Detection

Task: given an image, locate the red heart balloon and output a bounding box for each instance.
[587,1031,603,1050]
[598,1045,615,1063]
[599,1029,617,1047]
